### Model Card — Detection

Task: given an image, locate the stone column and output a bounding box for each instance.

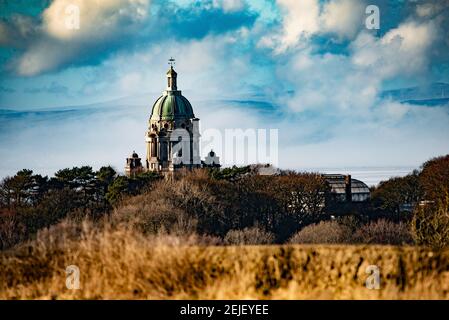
[151,137,157,158]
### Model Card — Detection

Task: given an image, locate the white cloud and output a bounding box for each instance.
[119,72,144,94]
[0,15,37,47]
[260,0,319,52]
[16,40,79,76]
[416,1,449,18]
[279,49,380,116]
[9,0,255,76]
[352,21,436,78]
[260,0,366,52]
[265,12,448,171]
[78,32,261,101]
[321,0,365,40]
[213,0,245,12]
[379,101,410,121]
[278,0,320,48]
[43,0,149,40]
[12,0,150,76]
[253,0,449,171]
[382,21,435,52]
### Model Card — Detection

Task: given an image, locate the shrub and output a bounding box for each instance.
[0,210,25,249]
[234,172,329,242]
[111,192,197,236]
[224,226,275,245]
[288,220,352,244]
[353,219,413,245]
[411,197,449,249]
[420,155,449,203]
[371,172,422,217]
[336,215,363,232]
[3,220,449,299]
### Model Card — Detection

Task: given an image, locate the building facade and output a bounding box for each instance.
[124,151,144,177]
[125,60,218,177]
[323,174,371,215]
[324,174,371,203]
[145,65,201,173]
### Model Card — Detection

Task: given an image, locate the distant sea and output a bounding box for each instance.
[301,166,415,187]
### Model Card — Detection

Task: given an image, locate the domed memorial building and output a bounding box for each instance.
[124,58,219,177]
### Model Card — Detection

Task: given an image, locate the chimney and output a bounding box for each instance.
[345,174,352,203]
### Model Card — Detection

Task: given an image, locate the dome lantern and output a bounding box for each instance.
[167,57,177,91]
[150,58,195,121]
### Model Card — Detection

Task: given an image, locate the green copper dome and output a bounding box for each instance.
[150,66,195,121]
[150,90,195,121]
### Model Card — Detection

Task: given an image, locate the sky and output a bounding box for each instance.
[1,0,449,184]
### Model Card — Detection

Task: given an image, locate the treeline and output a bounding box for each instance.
[112,170,329,242]
[109,156,449,248]
[1,155,449,250]
[369,155,449,248]
[0,166,160,248]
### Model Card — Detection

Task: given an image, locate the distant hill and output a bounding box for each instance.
[403,98,449,106]
[382,82,449,106]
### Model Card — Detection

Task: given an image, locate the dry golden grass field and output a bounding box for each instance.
[1,220,448,300]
